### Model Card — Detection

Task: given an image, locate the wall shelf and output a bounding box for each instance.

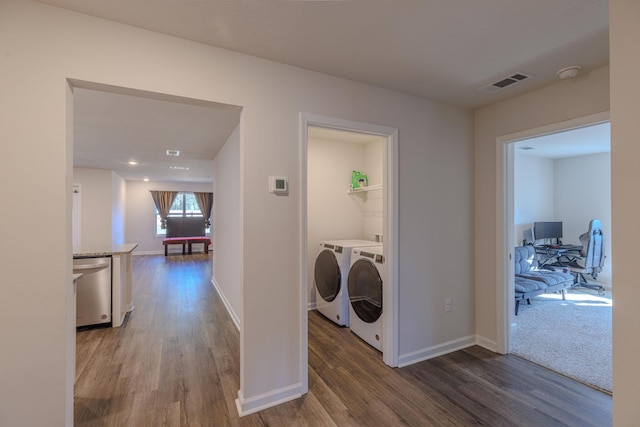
[347,184,383,216]
[347,184,383,194]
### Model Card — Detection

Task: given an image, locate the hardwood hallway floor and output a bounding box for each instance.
[75,254,611,426]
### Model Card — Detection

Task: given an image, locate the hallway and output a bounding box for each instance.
[74,254,611,426]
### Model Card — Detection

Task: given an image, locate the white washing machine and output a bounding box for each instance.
[314,240,381,326]
[347,245,385,351]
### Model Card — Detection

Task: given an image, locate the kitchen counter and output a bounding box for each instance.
[73,243,138,257]
[73,243,138,327]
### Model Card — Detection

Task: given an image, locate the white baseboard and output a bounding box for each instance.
[235,383,303,417]
[398,335,476,368]
[210,277,241,331]
[307,302,316,311]
[475,335,498,353]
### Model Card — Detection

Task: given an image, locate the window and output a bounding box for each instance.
[155,192,211,235]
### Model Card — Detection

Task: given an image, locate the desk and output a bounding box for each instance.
[535,245,581,267]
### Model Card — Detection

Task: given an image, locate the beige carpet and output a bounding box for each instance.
[511,288,612,393]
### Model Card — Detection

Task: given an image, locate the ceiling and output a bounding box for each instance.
[515,122,610,159]
[73,87,242,182]
[46,0,609,182]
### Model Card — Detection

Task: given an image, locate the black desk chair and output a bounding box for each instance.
[560,219,606,295]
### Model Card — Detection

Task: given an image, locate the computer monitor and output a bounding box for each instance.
[534,221,563,242]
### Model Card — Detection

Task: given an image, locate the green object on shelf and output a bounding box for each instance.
[351,171,368,189]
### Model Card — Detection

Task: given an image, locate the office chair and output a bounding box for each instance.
[561,219,606,295]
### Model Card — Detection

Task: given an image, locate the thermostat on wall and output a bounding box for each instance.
[269,176,288,195]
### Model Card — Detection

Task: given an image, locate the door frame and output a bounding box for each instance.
[495,111,610,353]
[299,113,399,392]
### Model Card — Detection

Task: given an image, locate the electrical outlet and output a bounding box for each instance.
[444,298,452,313]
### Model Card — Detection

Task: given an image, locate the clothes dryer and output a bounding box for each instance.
[314,240,380,326]
[347,245,385,351]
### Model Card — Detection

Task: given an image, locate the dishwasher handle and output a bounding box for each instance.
[73,262,110,275]
[73,262,110,271]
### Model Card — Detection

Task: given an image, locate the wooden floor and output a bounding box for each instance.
[75,254,612,426]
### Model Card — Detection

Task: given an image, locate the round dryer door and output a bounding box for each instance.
[348,259,383,323]
[314,249,341,302]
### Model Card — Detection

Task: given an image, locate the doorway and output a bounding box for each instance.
[299,113,398,392]
[69,79,242,416]
[497,112,611,390]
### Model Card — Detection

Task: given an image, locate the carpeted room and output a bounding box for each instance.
[512,124,611,393]
[511,288,612,392]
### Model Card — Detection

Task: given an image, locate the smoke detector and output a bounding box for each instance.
[557,66,581,79]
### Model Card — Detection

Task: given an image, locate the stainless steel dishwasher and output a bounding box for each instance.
[73,256,112,328]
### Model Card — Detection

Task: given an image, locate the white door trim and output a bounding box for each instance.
[299,113,399,392]
[495,111,610,354]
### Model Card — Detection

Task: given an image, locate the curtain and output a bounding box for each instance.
[194,192,214,227]
[150,190,178,229]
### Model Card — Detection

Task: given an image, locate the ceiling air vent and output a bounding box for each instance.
[166,149,180,156]
[480,72,533,93]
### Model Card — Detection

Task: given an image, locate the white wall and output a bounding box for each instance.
[112,171,126,245]
[514,154,555,244]
[72,168,126,248]
[363,139,384,240]
[212,125,243,327]
[73,168,115,248]
[555,153,611,285]
[610,1,640,420]
[0,1,473,422]
[125,180,213,254]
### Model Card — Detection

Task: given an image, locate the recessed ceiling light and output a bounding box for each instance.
[143,178,149,182]
[128,161,138,165]
[166,149,180,156]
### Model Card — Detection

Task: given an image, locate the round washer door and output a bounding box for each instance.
[348,259,383,323]
[314,249,341,302]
